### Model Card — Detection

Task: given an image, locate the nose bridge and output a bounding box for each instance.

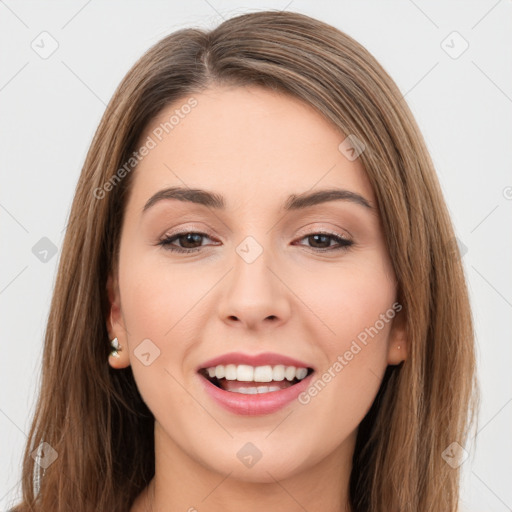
[217,231,292,329]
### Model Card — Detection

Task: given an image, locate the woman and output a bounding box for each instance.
[12,10,477,512]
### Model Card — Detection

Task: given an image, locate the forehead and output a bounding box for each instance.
[127,85,375,213]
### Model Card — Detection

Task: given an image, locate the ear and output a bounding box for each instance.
[386,306,408,366]
[106,273,130,369]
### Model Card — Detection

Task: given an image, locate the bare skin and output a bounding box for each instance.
[106,85,408,512]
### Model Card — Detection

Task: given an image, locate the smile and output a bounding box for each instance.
[196,353,316,415]
[200,364,312,394]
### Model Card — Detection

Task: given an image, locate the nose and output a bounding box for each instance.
[216,243,292,332]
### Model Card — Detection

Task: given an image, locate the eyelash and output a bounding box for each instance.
[157,230,354,254]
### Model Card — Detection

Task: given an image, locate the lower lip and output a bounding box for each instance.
[198,372,314,416]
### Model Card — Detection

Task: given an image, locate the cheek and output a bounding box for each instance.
[117,261,211,464]
[117,257,193,401]
[119,251,201,340]
[305,256,396,354]
[295,259,396,427]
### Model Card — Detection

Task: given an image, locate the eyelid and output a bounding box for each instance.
[295,222,353,241]
[160,223,218,240]
[160,222,352,244]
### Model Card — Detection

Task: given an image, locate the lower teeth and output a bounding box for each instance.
[230,385,283,394]
[201,370,312,394]
[207,376,298,394]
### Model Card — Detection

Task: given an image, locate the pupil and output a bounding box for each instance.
[311,234,329,248]
[182,233,201,248]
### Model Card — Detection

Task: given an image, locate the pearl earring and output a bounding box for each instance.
[110,337,121,358]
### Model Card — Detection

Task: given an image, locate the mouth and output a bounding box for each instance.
[198,364,315,395]
[196,352,316,415]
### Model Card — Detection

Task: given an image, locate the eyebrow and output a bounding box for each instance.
[142,186,374,214]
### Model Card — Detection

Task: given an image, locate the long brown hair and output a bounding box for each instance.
[12,10,478,512]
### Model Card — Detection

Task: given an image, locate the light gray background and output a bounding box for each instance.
[1,1,511,510]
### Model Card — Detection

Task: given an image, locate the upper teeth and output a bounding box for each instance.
[206,364,308,382]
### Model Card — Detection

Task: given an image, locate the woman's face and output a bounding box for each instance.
[107,85,406,483]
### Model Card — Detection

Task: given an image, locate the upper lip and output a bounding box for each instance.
[198,352,314,371]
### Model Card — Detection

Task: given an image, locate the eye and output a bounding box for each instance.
[158,231,215,253]
[294,232,354,252]
[158,230,353,254]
